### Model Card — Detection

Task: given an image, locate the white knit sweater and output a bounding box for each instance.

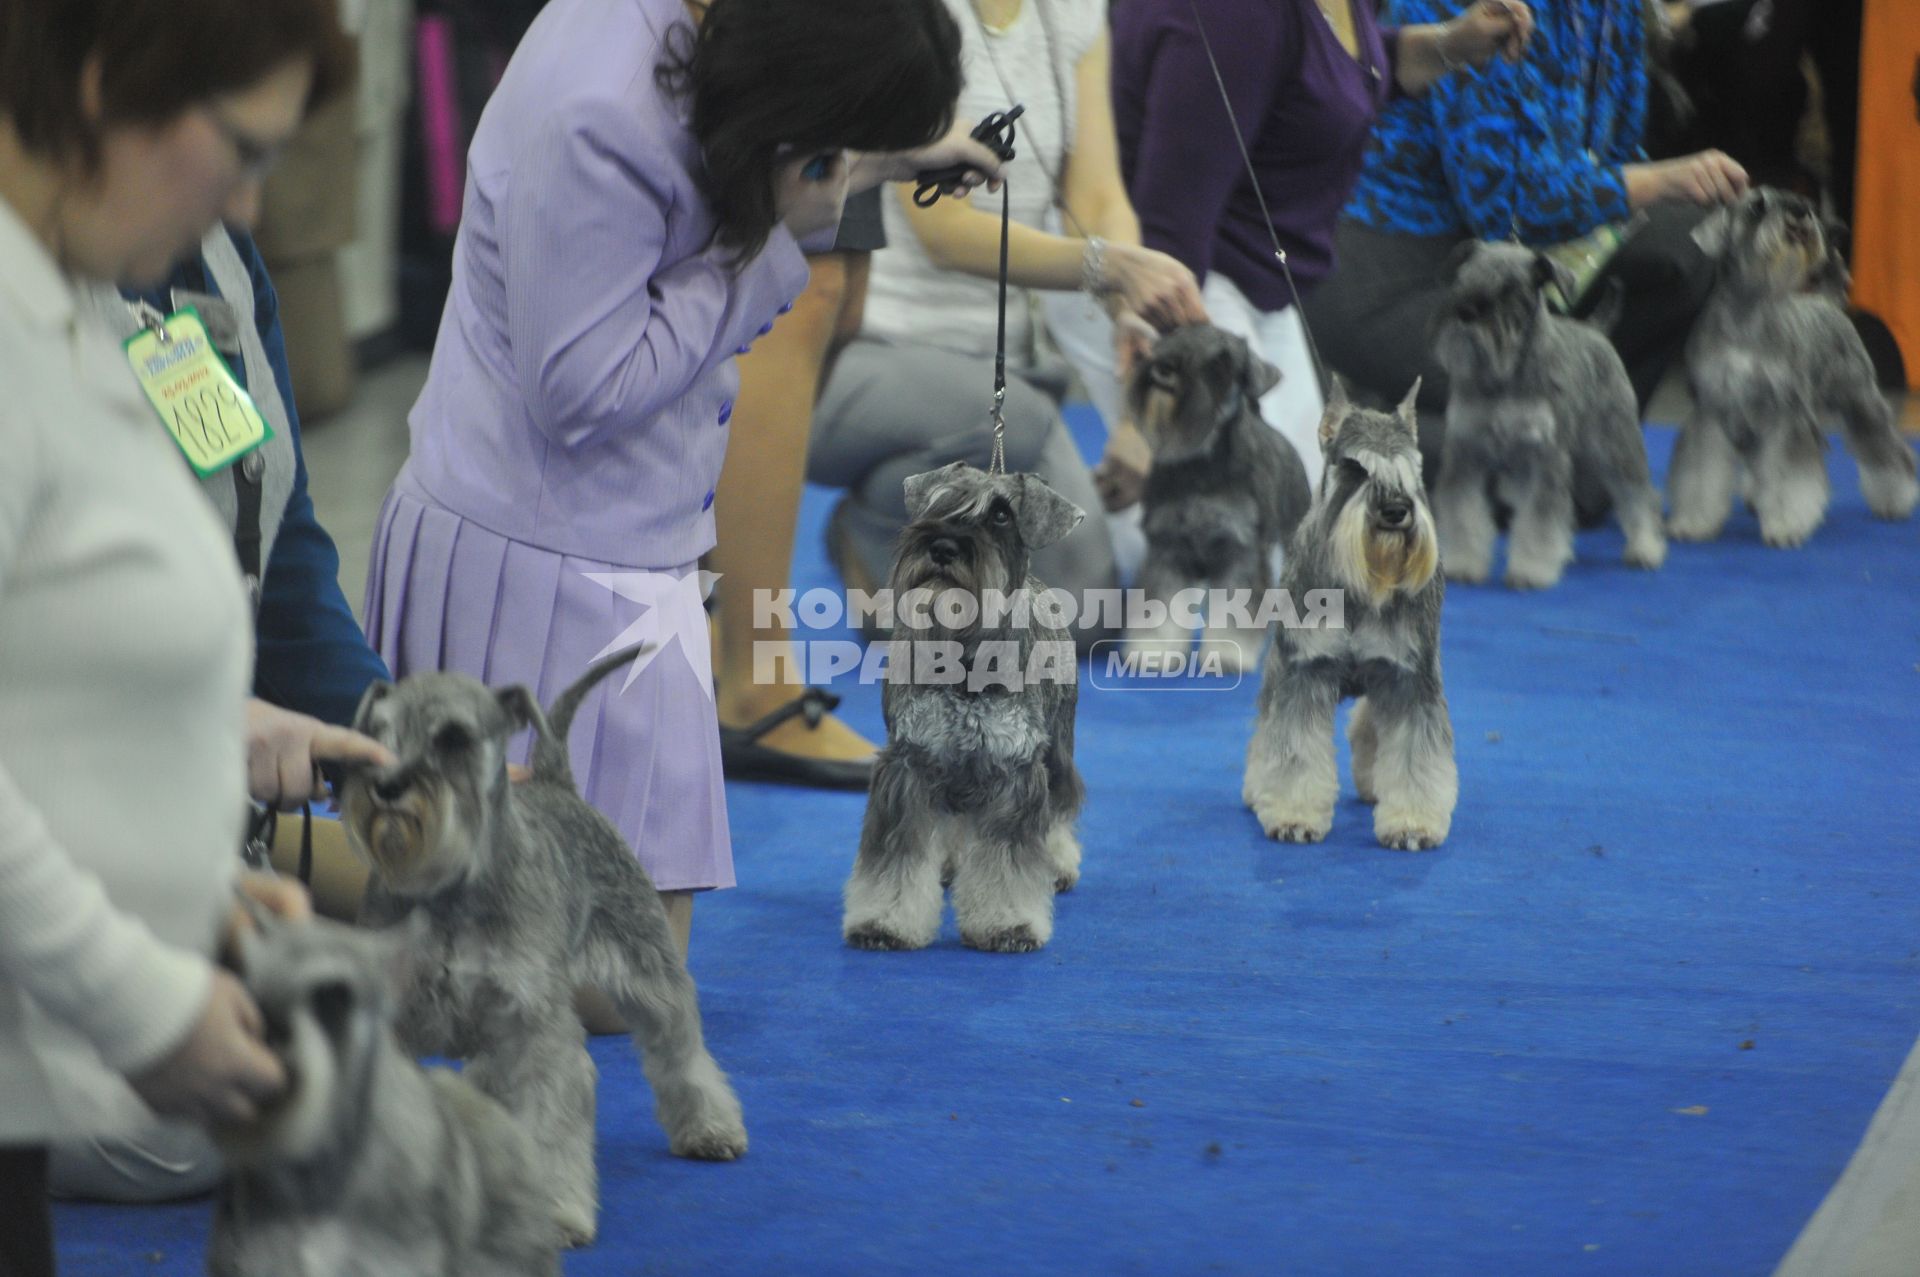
[0,199,250,1142]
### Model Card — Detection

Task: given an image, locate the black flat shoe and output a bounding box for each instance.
[719,686,875,790]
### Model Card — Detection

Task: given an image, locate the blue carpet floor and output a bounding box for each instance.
[56,418,1920,1276]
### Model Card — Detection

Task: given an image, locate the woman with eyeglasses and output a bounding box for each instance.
[0,1,354,1271]
[361,0,1000,984]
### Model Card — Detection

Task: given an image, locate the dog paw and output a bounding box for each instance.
[1760,523,1816,549]
[962,925,1045,954]
[1375,810,1448,852]
[669,1123,748,1162]
[1249,801,1332,843]
[1861,470,1919,520]
[1503,566,1562,591]
[1444,563,1491,586]
[1623,538,1668,570]
[552,1202,597,1249]
[1665,516,1723,543]
[845,923,923,951]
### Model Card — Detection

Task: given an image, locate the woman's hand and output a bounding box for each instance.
[1110,307,1159,382]
[775,150,853,242]
[852,119,1007,197]
[1093,421,1153,513]
[245,698,395,811]
[128,968,286,1128]
[1442,0,1533,68]
[1095,244,1207,332]
[1624,150,1750,209]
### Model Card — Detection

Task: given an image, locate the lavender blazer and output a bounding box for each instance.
[402,0,810,569]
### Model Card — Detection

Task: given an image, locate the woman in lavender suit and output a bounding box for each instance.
[365,0,1001,956]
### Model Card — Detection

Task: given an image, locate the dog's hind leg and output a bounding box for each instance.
[1503,449,1575,590]
[1836,387,1919,520]
[1366,678,1457,852]
[1243,651,1339,842]
[1666,415,1741,541]
[1750,418,1830,547]
[597,932,748,1162]
[843,758,945,950]
[467,1009,600,1247]
[1585,415,1667,569]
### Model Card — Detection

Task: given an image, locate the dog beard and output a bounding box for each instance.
[1330,495,1439,602]
[345,789,461,894]
[1439,306,1529,383]
[1135,384,1218,464]
[887,536,1012,642]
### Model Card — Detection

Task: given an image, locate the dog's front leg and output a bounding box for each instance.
[1243,650,1339,843]
[1199,549,1270,675]
[467,1007,599,1248]
[1749,418,1830,547]
[1125,550,1195,659]
[1666,415,1741,541]
[1365,678,1457,851]
[843,756,945,950]
[1433,444,1497,584]
[1503,449,1575,590]
[952,783,1058,953]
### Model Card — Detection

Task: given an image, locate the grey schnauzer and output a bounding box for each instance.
[843,461,1086,954]
[1431,241,1667,588]
[1673,187,1918,546]
[209,915,560,1277]
[338,646,746,1248]
[1125,323,1313,672]
[1243,381,1458,851]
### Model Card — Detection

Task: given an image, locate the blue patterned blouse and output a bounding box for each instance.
[1344,0,1647,244]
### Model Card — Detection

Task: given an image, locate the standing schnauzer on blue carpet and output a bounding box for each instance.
[1673,187,1918,547]
[1431,241,1667,589]
[843,462,1086,954]
[1244,382,1457,852]
[1125,323,1312,672]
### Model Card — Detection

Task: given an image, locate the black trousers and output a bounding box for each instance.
[0,1147,54,1277]
[1302,204,1716,506]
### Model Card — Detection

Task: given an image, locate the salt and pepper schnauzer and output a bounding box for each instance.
[1244,382,1458,851]
[1431,241,1667,588]
[339,647,746,1248]
[1673,187,1918,546]
[210,914,561,1276]
[1125,323,1312,671]
[844,462,1086,954]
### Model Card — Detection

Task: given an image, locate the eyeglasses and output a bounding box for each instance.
[203,107,289,180]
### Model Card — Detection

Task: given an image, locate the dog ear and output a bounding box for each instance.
[1394,377,1423,439]
[1531,252,1576,304]
[494,686,540,734]
[1318,375,1351,449]
[1242,348,1283,399]
[1439,238,1481,284]
[903,461,969,523]
[350,681,392,734]
[1014,473,1085,550]
[1690,205,1733,259]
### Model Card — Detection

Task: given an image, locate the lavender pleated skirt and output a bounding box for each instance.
[362,468,732,891]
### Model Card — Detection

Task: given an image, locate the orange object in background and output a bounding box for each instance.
[1851,0,1920,392]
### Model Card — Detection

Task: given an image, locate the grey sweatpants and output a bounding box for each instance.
[809,337,1119,645]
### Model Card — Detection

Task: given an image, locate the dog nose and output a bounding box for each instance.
[1376,499,1412,529]
[929,536,961,565]
[373,774,409,803]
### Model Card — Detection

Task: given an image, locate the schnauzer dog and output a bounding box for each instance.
[338,646,746,1247]
[209,915,561,1277]
[1673,187,1918,546]
[1125,323,1312,672]
[1243,381,1458,851]
[843,462,1086,954]
[1431,241,1667,588]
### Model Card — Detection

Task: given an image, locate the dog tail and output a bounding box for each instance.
[531,644,653,786]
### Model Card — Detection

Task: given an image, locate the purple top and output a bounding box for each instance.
[1111,0,1398,312]
[404,0,810,568]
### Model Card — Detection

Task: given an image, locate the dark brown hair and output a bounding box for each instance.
[0,0,355,168]
[658,0,964,263]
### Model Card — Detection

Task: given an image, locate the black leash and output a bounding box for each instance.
[915,106,1024,475]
